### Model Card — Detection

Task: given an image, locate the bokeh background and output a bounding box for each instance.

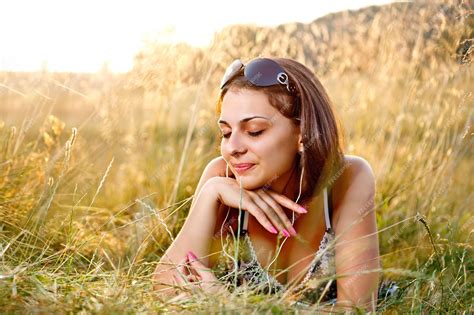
[0,0,472,312]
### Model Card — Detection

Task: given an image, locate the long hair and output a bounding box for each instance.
[215,57,346,207]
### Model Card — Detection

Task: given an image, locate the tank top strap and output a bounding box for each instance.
[238,186,334,236]
[239,209,249,236]
[323,186,334,233]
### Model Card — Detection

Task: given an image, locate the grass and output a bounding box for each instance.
[0,2,473,313]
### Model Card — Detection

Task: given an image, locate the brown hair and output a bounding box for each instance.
[215,57,345,207]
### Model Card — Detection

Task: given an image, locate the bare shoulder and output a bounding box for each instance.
[332,154,376,226]
[333,155,375,193]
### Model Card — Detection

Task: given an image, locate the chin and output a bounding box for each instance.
[233,177,257,189]
[234,176,269,191]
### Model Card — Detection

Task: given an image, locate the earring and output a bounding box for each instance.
[298,143,304,154]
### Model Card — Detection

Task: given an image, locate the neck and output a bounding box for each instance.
[269,162,302,203]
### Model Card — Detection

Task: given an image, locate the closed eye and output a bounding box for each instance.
[248,130,264,137]
[220,130,264,139]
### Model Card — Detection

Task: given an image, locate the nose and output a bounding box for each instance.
[226,132,248,157]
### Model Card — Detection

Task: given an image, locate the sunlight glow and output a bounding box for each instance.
[0,0,395,73]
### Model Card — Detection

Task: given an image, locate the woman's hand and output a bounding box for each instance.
[204,176,307,236]
[170,251,227,301]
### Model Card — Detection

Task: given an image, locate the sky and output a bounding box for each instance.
[0,0,397,73]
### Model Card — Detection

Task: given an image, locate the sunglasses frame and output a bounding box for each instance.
[219,58,297,95]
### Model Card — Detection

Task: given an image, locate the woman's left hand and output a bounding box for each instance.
[171,251,227,300]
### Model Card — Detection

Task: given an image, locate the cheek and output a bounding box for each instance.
[220,141,230,156]
[258,137,297,173]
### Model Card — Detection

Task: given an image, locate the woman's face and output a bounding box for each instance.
[218,88,301,190]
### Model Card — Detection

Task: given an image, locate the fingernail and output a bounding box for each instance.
[188,251,198,260]
[282,229,291,237]
[289,226,297,236]
[298,206,307,213]
[270,226,278,234]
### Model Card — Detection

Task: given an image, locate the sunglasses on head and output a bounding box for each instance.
[219,58,298,95]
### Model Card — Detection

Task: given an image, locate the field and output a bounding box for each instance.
[0,1,473,313]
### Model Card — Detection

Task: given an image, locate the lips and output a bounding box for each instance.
[232,163,256,174]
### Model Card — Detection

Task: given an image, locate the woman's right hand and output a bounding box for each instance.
[203,176,307,236]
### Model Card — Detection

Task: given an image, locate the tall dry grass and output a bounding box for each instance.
[0,1,472,313]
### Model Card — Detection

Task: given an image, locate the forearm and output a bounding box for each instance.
[174,182,221,264]
[153,180,220,285]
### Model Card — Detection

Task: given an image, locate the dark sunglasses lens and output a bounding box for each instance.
[220,59,243,89]
[244,58,285,87]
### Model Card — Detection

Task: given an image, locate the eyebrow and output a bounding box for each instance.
[218,116,271,126]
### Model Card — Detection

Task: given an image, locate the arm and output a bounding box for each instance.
[333,157,380,312]
[152,157,225,294]
[153,155,305,296]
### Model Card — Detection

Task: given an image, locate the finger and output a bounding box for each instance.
[265,189,308,214]
[173,274,183,285]
[184,257,201,278]
[219,180,278,234]
[248,190,288,235]
[186,256,225,294]
[176,256,194,282]
[173,273,199,292]
[255,189,296,236]
[256,189,297,236]
[179,265,200,283]
[173,273,187,287]
[175,267,189,284]
[187,252,217,282]
[185,274,200,282]
[244,199,279,234]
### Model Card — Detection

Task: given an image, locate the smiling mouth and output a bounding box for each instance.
[234,164,255,174]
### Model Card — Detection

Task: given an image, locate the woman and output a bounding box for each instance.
[152,57,395,311]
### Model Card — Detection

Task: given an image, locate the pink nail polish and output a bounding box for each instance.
[298,206,307,213]
[289,226,297,236]
[282,229,291,237]
[270,226,278,234]
[188,251,198,260]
